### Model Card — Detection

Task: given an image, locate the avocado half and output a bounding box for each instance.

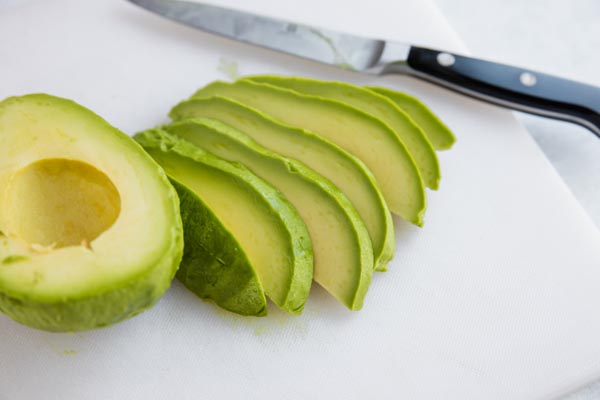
[0,94,183,332]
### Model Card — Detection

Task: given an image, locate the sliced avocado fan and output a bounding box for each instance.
[135,129,313,314]
[0,94,183,332]
[170,96,394,272]
[191,80,426,226]
[248,75,441,190]
[163,118,374,310]
[367,86,456,150]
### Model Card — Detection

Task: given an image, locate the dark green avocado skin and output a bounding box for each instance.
[0,266,176,332]
[171,179,267,316]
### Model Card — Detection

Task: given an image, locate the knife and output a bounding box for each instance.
[127,0,600,138]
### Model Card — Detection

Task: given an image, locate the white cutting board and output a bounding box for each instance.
[1,1,600,399]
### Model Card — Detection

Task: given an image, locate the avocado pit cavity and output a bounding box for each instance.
[5,158,121,249]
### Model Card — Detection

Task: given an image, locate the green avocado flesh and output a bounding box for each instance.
[192,80,426,226]
[0,94,183,332]
[367,86,456,151]
[170,96,394,272]
[163,118,374,310]
[135,129,313,314]
[169,179,266,316]
[248,75,440,190]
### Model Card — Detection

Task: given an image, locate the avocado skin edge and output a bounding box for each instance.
[0,254,176,332]
[366,86,456,151]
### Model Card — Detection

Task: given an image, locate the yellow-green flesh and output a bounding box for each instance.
[248,75,440,190]
[6,158,121,249]
[192,80,426,225]
[164,118,373,310]
[170,96,394,271]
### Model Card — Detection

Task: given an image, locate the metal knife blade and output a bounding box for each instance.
[126,0,407,72]
[127,0,600,138]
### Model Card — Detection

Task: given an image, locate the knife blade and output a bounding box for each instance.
[127,0,600,138]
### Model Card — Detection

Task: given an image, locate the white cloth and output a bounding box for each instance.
[1,1,600,399]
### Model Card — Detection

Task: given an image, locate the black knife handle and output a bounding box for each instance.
[389,46,600,138]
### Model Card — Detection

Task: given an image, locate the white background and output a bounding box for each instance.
[433,2,600,396]
[435,0,600,229]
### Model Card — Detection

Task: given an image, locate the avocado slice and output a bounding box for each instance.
[170,96,394,271]
[0,94,183,332]
[191,80,426,225]
[248,75,440,190]
[367,86,456,150]
[135,129,313,314]
[163,118,374,310]
[170,179,267,316]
